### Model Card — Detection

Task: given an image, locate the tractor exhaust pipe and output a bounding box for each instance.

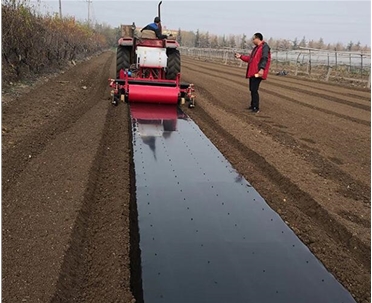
[158,1,162,20]
[158,1,162,34]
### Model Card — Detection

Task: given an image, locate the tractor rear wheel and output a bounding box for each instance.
[116,46,131,78]
[166,49,181,80]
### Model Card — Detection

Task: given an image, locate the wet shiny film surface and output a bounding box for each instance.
[130,104,356,303]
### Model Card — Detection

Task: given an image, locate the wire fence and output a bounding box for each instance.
[179,47,371,88]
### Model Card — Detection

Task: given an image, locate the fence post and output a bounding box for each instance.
[306,50,310,74]
[326,66,332,81]
[327,53,329,67]
[276,51,278,69]
[361,54,363,78]
[295,52,301,76]
[348,54,351,72]
[368,71,371,88]
[335,51,338,70]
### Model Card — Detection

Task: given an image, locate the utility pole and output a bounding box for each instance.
[59,0,62,18]
[87,0,92,27]
[36,0,41,13]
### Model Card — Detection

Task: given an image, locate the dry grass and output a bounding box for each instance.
[2,1,109,84]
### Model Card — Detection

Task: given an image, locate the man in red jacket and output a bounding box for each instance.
[235,33,271,113]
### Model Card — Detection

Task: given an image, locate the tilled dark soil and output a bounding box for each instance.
[2,51,370,303]
[2,51,134,303]
[182,57,371,303]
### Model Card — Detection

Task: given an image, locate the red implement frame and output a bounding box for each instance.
[109,60,195,106]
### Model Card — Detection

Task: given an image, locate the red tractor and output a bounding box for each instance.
[109,1,195,107]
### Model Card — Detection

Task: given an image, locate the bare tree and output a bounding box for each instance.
[240,33,247,49]
[292,37,298,50]
[308,39,316,48]
[229,34,236,48]
[334,42,344,51]
[176,28,182,45]
[316,37,324,49]
[219,35,228,48]
[267,37,274,48]
[346,41,353,51]
[299,36,306,47]
[352,41,361,51]
[197,31,209,48]
[180,31,196,48]
[210,35,219,48]
[195,29,200,47]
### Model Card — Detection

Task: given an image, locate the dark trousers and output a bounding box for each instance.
[249,77,262,109]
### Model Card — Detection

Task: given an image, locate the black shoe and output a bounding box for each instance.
[248,106,253,110]
[252,108,259,113]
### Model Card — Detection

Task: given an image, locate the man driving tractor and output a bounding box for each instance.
[141,17,168,39]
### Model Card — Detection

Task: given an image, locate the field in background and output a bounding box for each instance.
[179,47,371,88]
[2,1,371,301]
[2,51,371,303]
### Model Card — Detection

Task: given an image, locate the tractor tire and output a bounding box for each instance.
[166,49,181,80]
[116,46,131,78]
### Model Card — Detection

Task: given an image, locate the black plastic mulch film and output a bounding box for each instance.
[130,103,356,303]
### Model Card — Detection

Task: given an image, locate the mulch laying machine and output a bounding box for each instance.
[109,1,196,108]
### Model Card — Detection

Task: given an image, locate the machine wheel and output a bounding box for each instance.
[112,95,119,106]
[111,92,121,106]
[188,97,195,108]
[116,46,131,78]
[166,49,181,80]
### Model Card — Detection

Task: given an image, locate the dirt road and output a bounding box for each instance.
[2,51,370,303]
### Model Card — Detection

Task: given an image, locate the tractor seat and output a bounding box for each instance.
[141,30,157,39]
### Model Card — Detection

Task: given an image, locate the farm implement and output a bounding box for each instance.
[109,1,195,107]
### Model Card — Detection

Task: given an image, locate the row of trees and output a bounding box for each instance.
[176,28,370,52]
[2,0,119,83]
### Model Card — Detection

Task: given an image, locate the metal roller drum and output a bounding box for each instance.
[128,85,179,104]
[130,103,178,120]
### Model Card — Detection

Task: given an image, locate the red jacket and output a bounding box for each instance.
[240,41,271,80]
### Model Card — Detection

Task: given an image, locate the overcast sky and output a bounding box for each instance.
[35,1,371,45]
